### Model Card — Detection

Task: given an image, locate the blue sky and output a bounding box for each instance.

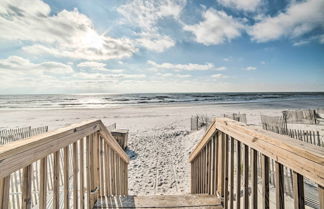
[0,0,323,94]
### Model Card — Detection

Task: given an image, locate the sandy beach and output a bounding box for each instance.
[1,100,323,198]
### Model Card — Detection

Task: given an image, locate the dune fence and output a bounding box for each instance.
[224,113,247,124]
[0,126,48,145]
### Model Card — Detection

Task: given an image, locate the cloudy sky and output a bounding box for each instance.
[0,0,323,94]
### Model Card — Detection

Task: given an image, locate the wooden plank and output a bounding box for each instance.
[243,144,249,209]
[275,162,285,209]
[262,155,269,209]
[64,146,69,209]
[0,120,129,179]
[215,118,324,186]
[85,136,91,208]
[0,121,100,178]
[217,132,224,196]
[292,171,304,209]
[98,121,130,163]
[95,194,222,208]
[224,134,229,209]
[99,137,104,197]
[229,137,234,209]
[53,151,60,209]
[189,121,217,162]
[39,157,47,209]
[79,138,84,209]
[236,140,241,209]
[251,149,258,209]
[0,175,10,209]
[105,144,111,195]
[22,165,32,209]
[319,185,324,209]
[73,142,78,209]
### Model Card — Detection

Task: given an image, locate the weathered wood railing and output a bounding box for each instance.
[0,120,129,209]
[189,118,324,209]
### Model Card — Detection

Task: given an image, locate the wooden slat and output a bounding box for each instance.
[189,122,217,162]
[105,144,111,195]
[292,171,304,209]
[236,140,241,209]
[319,185,324,209]
[64,146,69,209]
[251,149,258,209]
[0,175,10,209]
[215,118,324,185]
[229,137,234,209]
[243,144,249,209]
[86,136,91,208]
[224,134,229,209]
[275,162,285,209]
[262,155,270,209]
[217,132,224,196]
[39,157,47,209]
[53,151,60,209]
[22,165,32,209]
[79,138,85,209]
[73,142,78,209]
[0,120,100,178]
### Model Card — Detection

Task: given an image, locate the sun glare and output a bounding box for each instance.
[84,31,104,49]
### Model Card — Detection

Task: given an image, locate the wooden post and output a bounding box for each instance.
[262,155,269,209]
[53,151,60,209]
[275,162,285,209]
[224,134,229,209]
[319,185,324,209]
[64,146,69,209]
[243,144,249,209]
[80,138,85,209]
[292,172,304,209]
[0,176,10,209]
[251,149,258,209]
[39,157,47,209]
[73,142,79,209]
[22,165,32,209]
[236,140,241,209]
[229,137,234,209]
[217,132,224,196]
[86,136,91,208]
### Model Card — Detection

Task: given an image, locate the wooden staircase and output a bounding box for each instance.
[94,194,222,209]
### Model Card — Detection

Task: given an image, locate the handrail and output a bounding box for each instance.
[189,117,324,209]
[0,120,129,209]
[0,120,129,178]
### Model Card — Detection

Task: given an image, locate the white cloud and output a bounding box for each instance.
[249,0,324,42]
[218,0,261,11]
[244,66,257,71]
[183,8,244,45]
[117,0,186,31]
[0,56,147,93]
[157,72,191,78]
[117,0,186,52]
[0,56,73,75]
[77,61,124,73]
[77,62,106,68]
[211,73,227,78]
[135,32,175,52]
[0,0,137,60]
[148,60,225,71]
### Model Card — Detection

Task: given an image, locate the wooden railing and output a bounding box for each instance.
[0,120,129,209]
[189,118,324,209]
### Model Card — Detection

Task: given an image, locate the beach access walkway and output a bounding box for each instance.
[0,118,323,209]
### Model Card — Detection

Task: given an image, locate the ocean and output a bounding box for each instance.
[0,92,323,110]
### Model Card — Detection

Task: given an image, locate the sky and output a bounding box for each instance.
[0,0,323,94]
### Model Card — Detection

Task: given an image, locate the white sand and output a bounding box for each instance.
[0,102,322,207]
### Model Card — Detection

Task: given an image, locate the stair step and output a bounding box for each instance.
[94,194,222,209]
